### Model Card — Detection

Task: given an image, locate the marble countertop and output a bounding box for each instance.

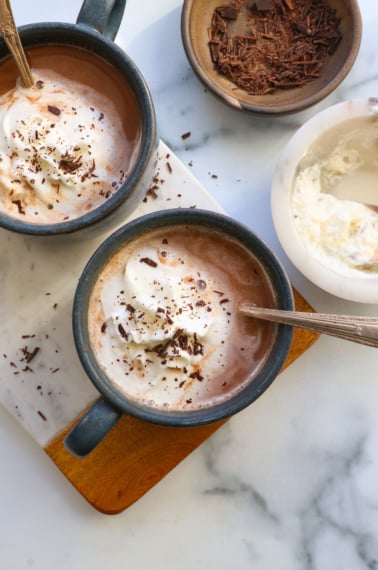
[1,0,378,568]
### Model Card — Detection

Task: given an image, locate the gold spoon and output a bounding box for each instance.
[0,0,33,88]
[240,303,378,348]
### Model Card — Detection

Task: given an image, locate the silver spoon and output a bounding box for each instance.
[328,171,378,265]
[328,171,378,214]
[240,303,378,348]
[0,0,34,88]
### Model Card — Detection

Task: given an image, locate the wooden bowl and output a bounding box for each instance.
[181,0,362,115]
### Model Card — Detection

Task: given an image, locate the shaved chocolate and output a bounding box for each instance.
[255,0,274,10]
[219,4,238,18]
[118,323,129,340]
[59,154,83,173]
[11,199,25,215]
[21,346,40,363]
[47,105,61,116]
[140,257,158,268]
[208,0,342,95]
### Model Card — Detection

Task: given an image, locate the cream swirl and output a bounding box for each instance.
[91,234,233,409]
[0,70,131,223]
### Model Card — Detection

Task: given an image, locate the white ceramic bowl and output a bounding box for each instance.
[271,98,378,303]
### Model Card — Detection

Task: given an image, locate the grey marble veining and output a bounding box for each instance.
[0,1,378,569]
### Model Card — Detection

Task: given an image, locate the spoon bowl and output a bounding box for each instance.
[329,171,378,213]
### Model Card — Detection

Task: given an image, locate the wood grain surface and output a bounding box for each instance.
[45,289,319,514]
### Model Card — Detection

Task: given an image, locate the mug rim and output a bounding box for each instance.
[0,22,157,236]
[72,208,294,427]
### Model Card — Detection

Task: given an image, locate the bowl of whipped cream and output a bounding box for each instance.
[271,98,378,303]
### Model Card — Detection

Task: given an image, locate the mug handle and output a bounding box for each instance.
[64,397,122,457]
[76,0,127,41]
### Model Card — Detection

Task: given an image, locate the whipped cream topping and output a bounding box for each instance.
[91,234,235,410]
[0,70,133,223]
[292,119,378,274]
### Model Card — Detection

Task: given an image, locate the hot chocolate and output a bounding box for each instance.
[88,224,277,411]
[0,45,141,224]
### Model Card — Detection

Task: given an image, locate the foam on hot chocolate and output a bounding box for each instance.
[0,69,135,223]
[88,225,276,411]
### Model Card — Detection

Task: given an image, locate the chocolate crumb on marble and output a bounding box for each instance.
[22,346,40,363]
[143,168,164,202]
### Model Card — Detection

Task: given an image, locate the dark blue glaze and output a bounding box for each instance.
[77,0,127,40]
[66,209,294,456]
[64,398,122,457]
[0,1,157,240]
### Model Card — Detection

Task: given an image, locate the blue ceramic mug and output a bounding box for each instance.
[65,208,294,456]
[0,0,158,239]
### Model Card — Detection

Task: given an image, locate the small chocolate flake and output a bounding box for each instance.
[140,257,158,268]
[255,0,275,10]
[11,199,25,215]
[219,4,238,18]
[37,410,47,421]
[21,346,40,363]
[101,322,107,334]
[47,105,61,117]
[181,131,191,140]
[118,323,129,340]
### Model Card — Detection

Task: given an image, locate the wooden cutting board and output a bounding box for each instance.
[45,289,318,514]
[0,141,318,514]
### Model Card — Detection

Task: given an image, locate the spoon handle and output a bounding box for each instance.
[0,0,33,88]
[239,303,378,348]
